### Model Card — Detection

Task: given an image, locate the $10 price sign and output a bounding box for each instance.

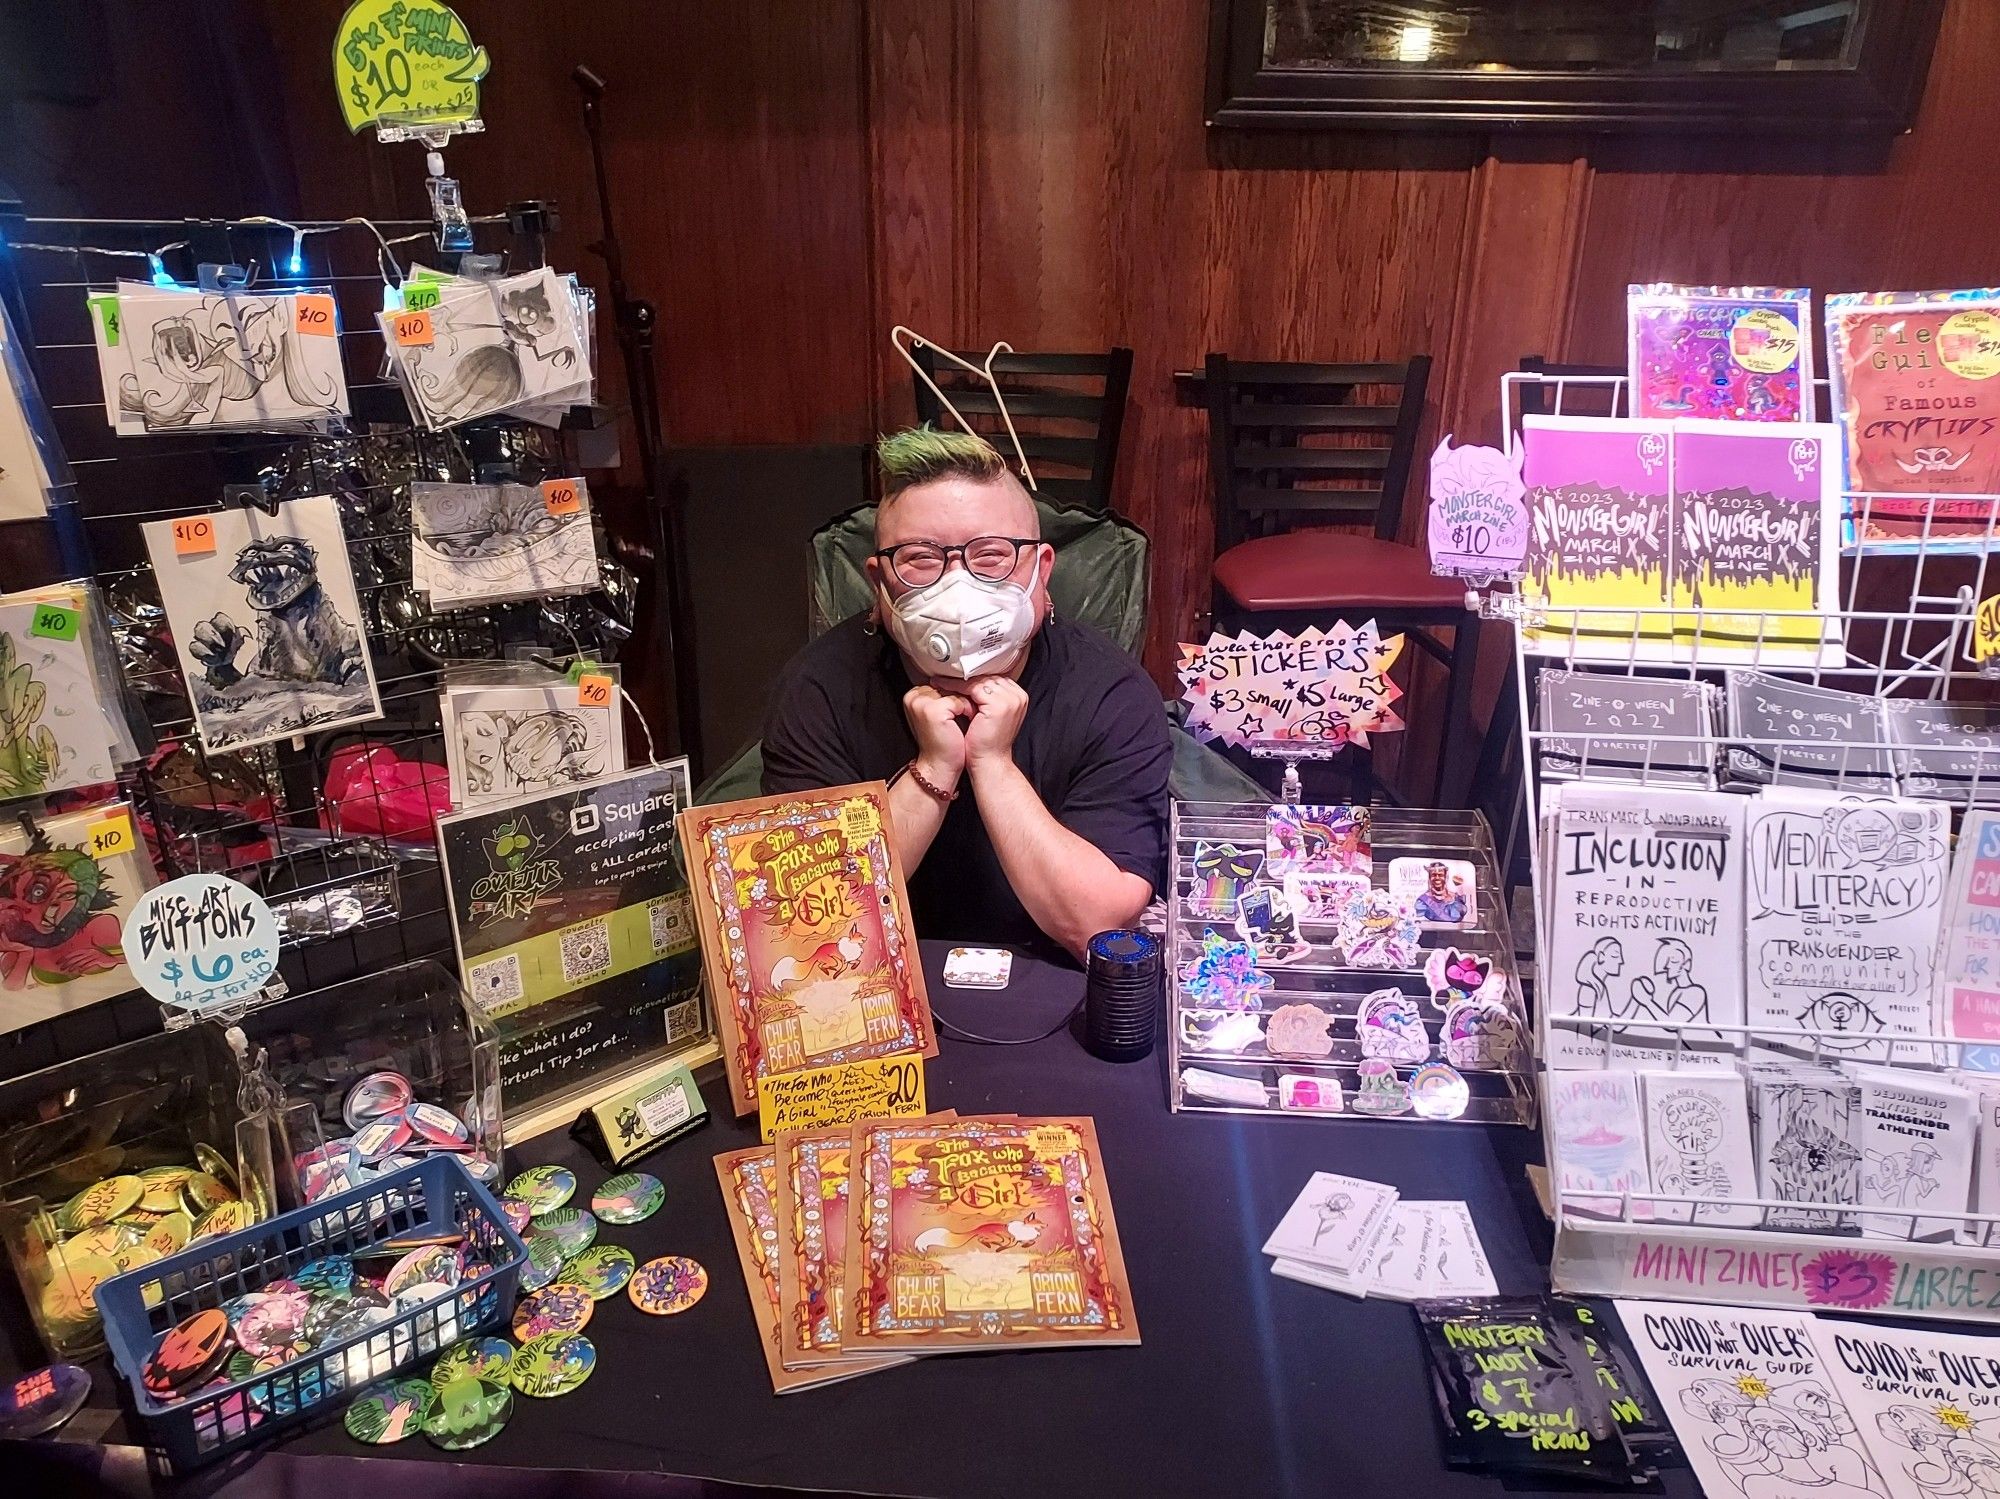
[1426,436,1528,581]
[1177,621,1405,752]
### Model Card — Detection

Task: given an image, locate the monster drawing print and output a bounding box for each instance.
[385,269,588,430]
[143,496,382,752]
[0,804,151,1034]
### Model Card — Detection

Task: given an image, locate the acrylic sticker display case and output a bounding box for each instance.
[1500,367,2000,1324]
[0,1023,270,1360]
[238,958,503,1193]
[1167,800,1536,1126]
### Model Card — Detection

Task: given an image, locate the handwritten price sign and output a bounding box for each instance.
[1176,621,1405,752]
[576,673,613,709]
[1426,436,1528,580]
[27,604,78,643]
[756,1054,927,1143]
[293,294,336,338]
[334,0,490,136]
[389,309,434,347]
[171,515,218,555]
[541,478,583,517]
[87,809,135,860]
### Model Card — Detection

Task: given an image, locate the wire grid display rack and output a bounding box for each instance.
[1498,367,2000,1321]
[0,211,630,1076]
[1167,800,1537,1125]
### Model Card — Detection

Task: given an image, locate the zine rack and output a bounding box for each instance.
[1166,799,1536,1126]
[1496,367,2000,1323]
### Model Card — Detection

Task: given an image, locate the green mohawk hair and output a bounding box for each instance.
[875,425,1009,498]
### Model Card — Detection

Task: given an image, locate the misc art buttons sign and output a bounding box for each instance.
[122,873,280,1015]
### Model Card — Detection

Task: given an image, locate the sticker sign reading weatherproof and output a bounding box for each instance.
[1177,622,1406,753]
[122,873,280,1015]
[1426,435,1528,580]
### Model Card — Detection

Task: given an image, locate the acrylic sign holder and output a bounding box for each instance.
[1497,367,2000,1323]
[1167,799,1536,1126]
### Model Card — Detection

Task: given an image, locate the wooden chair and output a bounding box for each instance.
[1203,352,1479,806]
[911,346,1133,511]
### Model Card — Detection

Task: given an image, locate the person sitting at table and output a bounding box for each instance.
[762,426,1170,962]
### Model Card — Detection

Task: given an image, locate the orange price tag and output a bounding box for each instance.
[576,674,614,709]
[390,309,434,347]
[541,478,583,517]
[293,294,336,337]
[172,515,217,555]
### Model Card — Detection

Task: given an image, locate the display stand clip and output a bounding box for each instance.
[197,263,253,294]
[224,483,281,518]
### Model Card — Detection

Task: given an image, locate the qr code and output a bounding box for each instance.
[466,954,523,1012]
[648,893,692,954]
[664,995,704,1043]
[559,918,614,984]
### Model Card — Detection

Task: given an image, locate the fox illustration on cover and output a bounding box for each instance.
[679,782,936,1114]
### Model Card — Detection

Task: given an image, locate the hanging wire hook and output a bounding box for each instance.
[889,326,1038,491]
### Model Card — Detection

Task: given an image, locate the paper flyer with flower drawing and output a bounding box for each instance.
[678,782,935,1116]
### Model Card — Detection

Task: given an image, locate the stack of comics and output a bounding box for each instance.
[377,265,594,430]
[715,1112,1139,1394]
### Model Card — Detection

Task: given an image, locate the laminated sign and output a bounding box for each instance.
[1177,622,1405,753]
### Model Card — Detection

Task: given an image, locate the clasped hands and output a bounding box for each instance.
[903,677,1027,792]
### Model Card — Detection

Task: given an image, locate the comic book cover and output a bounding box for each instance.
[843,1115,1139,1354]
[712,1146,899,1394]
[679,783,936,1116]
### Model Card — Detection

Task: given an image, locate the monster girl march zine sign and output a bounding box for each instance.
[1670,421,1842,666]
[1522,416,1674,660]
[1744,789,1951,1064]
[1542,784,1745,1070]
[1426,436,1527,581]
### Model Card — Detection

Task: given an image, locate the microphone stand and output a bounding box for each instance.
[573,65,705,777]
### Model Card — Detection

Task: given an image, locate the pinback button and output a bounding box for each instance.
[504,1166,576,1215]
[520,1234,565,1293]
[431,1336,515,1389]
[567,1245,635,1301]
[343,1072,415,1132]
[628,1256,708,1316]
[531,1206,596,1260]
[345,1377,434,1444]
[423,1376,512,1450]
[144,1308,233,1398]
[591,1172,664,1225]
[509,1332,595,1398]
[512,1282,593,1341]
[0,1363,90,1438]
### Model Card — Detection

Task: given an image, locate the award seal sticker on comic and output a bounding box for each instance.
[505,1166,576,1215]
[629,1255,708,1316]
[344,1378,435,1445]
[590,1172,665,1225]
[567,1244,636,1301]
[510,1332,596,1398]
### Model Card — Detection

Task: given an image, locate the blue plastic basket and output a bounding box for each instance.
[95,1154,523,1474]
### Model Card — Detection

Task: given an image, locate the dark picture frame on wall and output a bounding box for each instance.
[1207,0,1945,134]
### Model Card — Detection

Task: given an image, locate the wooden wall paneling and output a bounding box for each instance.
[864,0,966,434]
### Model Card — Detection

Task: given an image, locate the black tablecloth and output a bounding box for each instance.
[17,942,1704,1498]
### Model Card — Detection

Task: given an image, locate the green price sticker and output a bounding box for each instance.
[564,659,601,686]
[29,605,79,642]
[88,295,120,348]
[403,282,442,312]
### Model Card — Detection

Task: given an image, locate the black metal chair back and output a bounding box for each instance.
[1203,354,1431,551]
[911,345,1133,511]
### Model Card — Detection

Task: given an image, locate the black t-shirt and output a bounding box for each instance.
[761,615,1172,952]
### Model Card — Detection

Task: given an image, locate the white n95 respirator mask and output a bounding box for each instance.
[883,569,1040,679]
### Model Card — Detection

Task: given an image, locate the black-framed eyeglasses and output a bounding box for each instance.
[873,536,1039,589]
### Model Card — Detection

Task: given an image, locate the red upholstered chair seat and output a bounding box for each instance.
[1212,532,1465,612]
